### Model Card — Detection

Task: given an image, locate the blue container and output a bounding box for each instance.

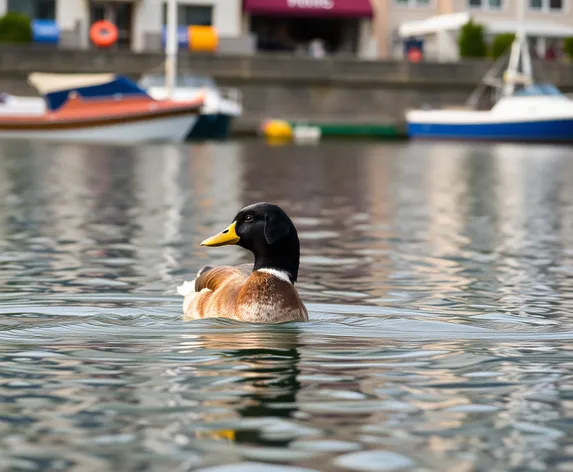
[32,19,59,44]
[161,26,189,49]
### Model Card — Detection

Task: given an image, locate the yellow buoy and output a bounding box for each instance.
[188,26,218,52]
[260,119,293,140]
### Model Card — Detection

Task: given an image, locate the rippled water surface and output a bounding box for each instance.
[2,139,573,471]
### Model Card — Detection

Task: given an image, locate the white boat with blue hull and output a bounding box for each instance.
[408,84,573,142]
[406,7,573,143]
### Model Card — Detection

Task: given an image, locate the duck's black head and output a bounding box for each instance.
[201,202,300,283]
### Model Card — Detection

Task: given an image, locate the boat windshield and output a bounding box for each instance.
[139,74,217,90]
[513,83,563,97]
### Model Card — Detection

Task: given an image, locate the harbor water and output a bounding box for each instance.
[1,139,573,471]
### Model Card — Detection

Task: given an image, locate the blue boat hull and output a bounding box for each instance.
[408,118,573,142]
[187,113,233,141]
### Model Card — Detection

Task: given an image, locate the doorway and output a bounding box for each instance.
[250,15,359,55]
[89,1,134,49]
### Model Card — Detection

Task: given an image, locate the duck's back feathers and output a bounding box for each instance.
[194,264,251,292]
[181,265,308,323]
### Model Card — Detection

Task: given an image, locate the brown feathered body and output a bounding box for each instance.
[182,264,308,323]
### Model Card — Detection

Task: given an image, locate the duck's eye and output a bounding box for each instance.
[244,215,254,222]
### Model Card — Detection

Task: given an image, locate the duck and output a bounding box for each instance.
[177,202,308,323]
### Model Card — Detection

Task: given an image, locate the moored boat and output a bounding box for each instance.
[406,84,573,142]
[0,73,203,144]
[406,6,573,143]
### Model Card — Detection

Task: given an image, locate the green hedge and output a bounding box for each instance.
[564,37,573,60]
[0,12,33,43]
[458,20,487,58]
[491,33,515,59]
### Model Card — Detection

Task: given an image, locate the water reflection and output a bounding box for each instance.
[179,329,303,449]
[1,140,573,470]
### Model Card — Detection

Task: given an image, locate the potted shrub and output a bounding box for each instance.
[458,20,487,58]
[491,33,516,59]
[563,36,573,61]
[0,12,33,43]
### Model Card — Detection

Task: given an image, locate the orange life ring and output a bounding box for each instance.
[407,47,422,63]
[90,20,118,48]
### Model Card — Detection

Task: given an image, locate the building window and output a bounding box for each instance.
[162,4,213,26]
[7,0,55,20]
[530,0,564,11]
[394,0,430,6]
[468,0,503,8]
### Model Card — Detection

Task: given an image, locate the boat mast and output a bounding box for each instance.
[466,52,508,109]
[466,3,531,109]
[165,0,178,99]
[503,0,531,97]
[520,0,533,81]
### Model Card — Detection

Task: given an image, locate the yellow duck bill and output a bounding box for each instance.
[201,221,241,247]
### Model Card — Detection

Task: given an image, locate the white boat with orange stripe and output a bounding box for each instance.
[0,73,203,143]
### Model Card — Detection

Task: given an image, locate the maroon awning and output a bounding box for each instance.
[243,0,373,18]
